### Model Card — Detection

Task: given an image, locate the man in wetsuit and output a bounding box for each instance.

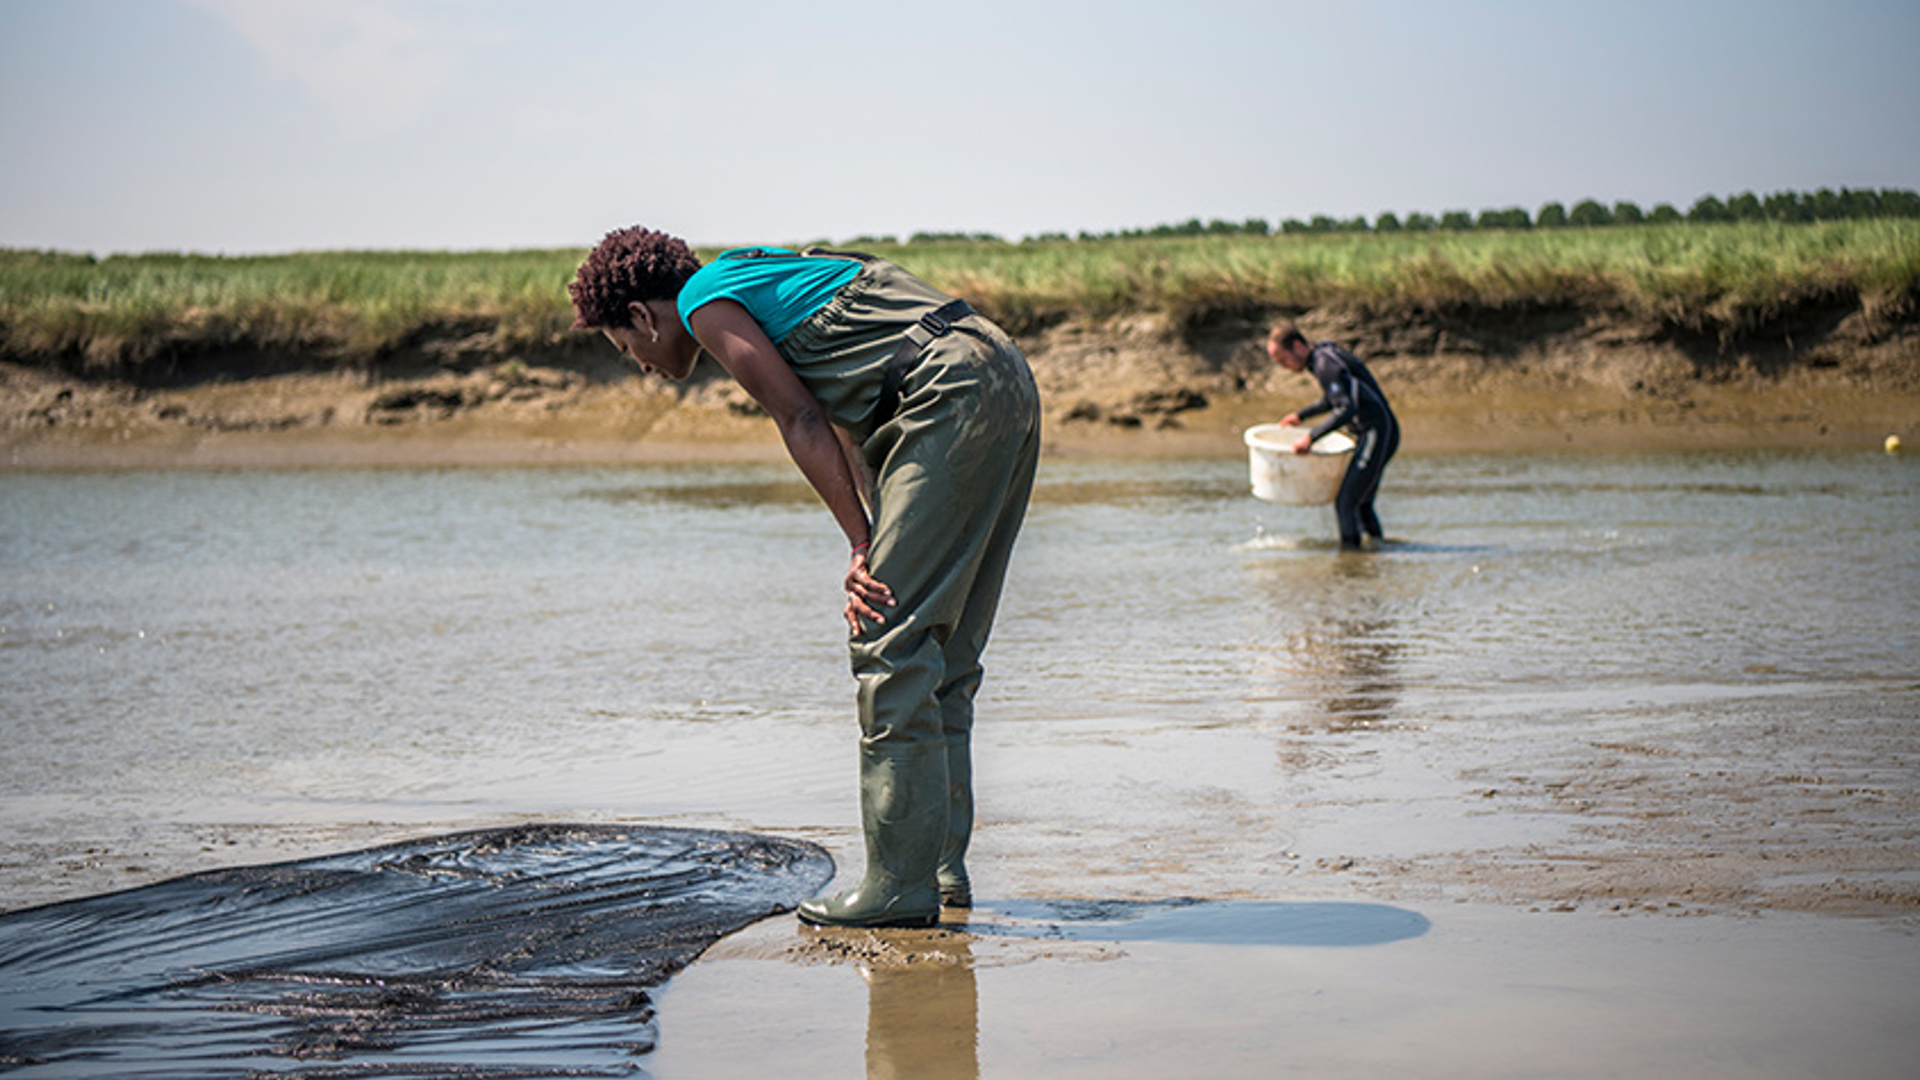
[1267,325,1400,549]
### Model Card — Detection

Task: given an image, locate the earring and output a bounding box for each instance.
[649,326,659,343]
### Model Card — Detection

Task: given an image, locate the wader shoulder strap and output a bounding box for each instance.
[874,299,974,425]
[801,246,876,261]
[722,246,876,262]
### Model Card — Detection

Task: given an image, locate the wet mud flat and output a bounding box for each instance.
[655,893,1920,1079]
[0,825,831,1077]
[653,691,1920,1077]
[6,777,1916,1079]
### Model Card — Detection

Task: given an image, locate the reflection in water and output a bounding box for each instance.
[1295,614,1403,730]
[862,935,978,1080]
[850,899,1425,1079]
[1246,550,1406,732]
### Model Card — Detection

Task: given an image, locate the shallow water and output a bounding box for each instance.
[2,449,1916,864]
[3,450,1912,841]
[2,448,1918,1072]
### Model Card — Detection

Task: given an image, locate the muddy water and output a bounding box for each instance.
[2,448,1918,1073]
[2,449,1915,892]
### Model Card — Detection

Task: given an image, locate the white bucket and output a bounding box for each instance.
[1245,423,1354,505]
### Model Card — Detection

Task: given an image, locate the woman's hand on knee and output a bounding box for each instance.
[844,548,895,633]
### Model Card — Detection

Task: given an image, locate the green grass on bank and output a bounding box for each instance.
[4,220,1917,372]
[851,219,1920,328]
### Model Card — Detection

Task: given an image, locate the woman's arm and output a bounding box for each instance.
[688,299,894,630]
[833,423,876,515]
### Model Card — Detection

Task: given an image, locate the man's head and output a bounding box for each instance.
[1266,325,1310,371]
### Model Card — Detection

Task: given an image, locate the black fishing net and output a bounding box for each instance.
[0,823,833,1078]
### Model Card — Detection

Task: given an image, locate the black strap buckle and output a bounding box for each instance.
[917,299,972,338]
[874,300,975,426]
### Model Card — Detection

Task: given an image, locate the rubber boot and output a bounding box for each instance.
[798,741,945,929]
[935,734,973,908]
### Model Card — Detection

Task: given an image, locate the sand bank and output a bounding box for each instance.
[5,302,1917,469]
[2,371,1913,471]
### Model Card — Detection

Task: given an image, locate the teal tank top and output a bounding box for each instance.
[676,248,863,343]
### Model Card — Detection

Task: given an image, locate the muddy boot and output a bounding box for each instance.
[798,742,944,929]
[935,735,973,908]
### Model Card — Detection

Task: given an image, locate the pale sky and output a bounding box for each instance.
[3,0,1916,255]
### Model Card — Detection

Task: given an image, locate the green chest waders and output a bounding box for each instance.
[779,255,1041,927]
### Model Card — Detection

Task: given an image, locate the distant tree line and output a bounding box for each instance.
[852,187,1920,246]
[1273,186,1920,236]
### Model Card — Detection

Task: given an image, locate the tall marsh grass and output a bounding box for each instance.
[3,220,1915,372]
[0,249,584,370]
[866,219,1920,328]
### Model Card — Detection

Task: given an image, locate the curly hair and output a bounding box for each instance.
[568,227,703,329]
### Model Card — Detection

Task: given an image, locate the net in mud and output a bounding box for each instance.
[0,823,833,1078]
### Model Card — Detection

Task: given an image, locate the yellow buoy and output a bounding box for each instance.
[1888,434,1903,454]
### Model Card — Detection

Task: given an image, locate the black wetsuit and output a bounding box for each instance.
[1294,342,1399,547]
